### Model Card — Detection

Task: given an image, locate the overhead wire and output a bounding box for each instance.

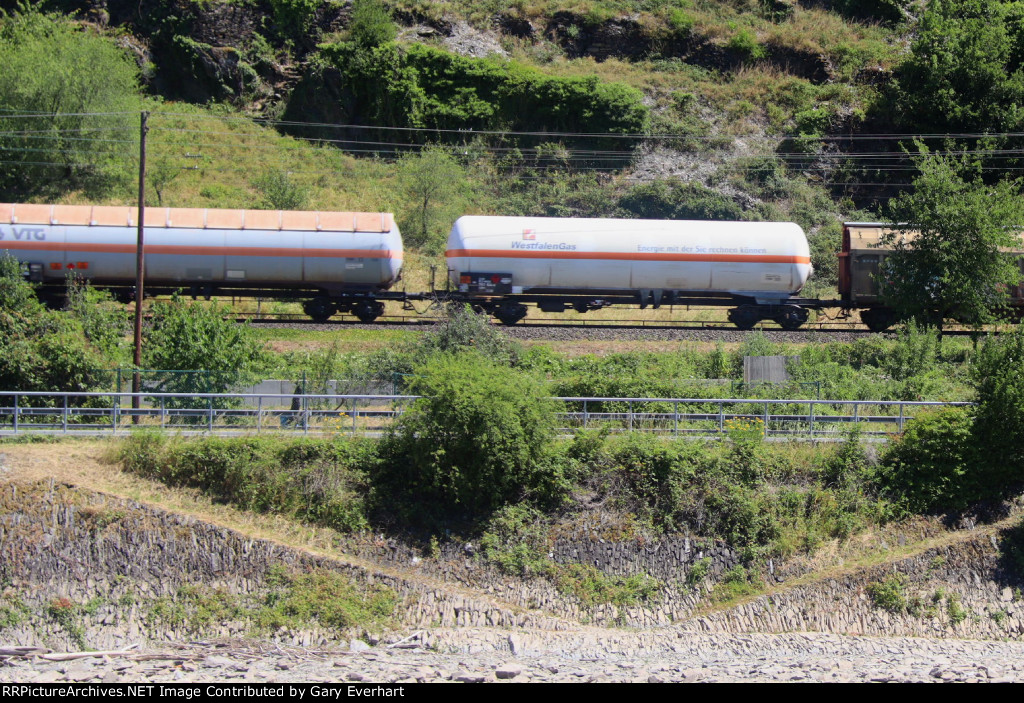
[5,110,1024,191]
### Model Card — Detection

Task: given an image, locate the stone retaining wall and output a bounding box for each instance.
[1,480,1022,650]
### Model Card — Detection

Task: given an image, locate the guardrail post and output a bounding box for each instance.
[302,394,308,435]
[113,402,118,434]
[351,397,357,435]
[257,396,262,434]
[809,401,815,437]
[674,401,679,436]
[583,399,588,429]
[898,402,905,433]
[13,396,18,434]
[854,402,859,424]
[763,401,769,437]
[208,399,213,433]
[628,400,633,431]
[62,395,68,434]
[718,401,724,434]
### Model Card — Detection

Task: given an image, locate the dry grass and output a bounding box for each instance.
[0,440,442,594]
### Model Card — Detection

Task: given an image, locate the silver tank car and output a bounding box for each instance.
[0,203,403,293]
[0,203,402,322]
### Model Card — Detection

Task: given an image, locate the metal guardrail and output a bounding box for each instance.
[0,391,970,438]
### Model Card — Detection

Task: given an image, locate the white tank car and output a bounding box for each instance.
[0,204,402,321]
[448,215,810,291]
[447,216,813,328]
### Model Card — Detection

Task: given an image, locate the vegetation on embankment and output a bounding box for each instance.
[112,310,1024,609]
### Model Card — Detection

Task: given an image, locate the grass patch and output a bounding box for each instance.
[119,434,373,533]
[552,563,660,608]
[145,568,397,635]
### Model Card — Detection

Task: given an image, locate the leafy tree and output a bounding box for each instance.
[0,6,142,198]
[143,296,268,400]
[377,352,564,522]
[881,148,1023,328]
[894,0,1024,137]
[348,0,396,48]
[397,145,469,253]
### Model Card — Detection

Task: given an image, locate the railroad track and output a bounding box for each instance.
[236,311,877,332]
[236,313,1019,343]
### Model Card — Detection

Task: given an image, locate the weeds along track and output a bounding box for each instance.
[241,314,995,340]
[245,318,897,344]
[245,317,880,342]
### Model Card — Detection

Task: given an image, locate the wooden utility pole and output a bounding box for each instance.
[132,111,149,423]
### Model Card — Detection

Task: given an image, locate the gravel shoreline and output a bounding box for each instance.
[4,630,1024,683]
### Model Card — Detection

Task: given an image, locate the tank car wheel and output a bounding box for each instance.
[728,306,759,331]
[352,300,385,323]
[494,302,528,326]
[775,306,809,331]
[303,297,337,323]
[861,308,896,333]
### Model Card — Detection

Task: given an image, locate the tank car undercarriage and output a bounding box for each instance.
[468,290,816,330]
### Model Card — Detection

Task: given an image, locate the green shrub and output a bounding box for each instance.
[479,504,552,578]
[819,425,871,490]
[412,304,523,368]
[66,278,130,364]
[709,563,763,602]
[618,180,746,221]
[0,253,40,313]
[727,28,766,61]
[268,0,319,39]
[552,564,660,607]
[0,264,111,395]
[378,351,564,521]
[252,168,308,210]
[867,573,910,613]
[685,557,710,588]
[259,568,396,631]
[143,295,269,401]
[972,328,1024,476]
[348,0,396,48]
[603,433,697,530]
[291,42,647,155]
[878,407,975,512]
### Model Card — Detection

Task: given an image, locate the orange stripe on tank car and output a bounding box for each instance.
[445,248,811,264]
[0,241,396,258]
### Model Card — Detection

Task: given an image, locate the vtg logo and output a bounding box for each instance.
[0,226,46,241]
